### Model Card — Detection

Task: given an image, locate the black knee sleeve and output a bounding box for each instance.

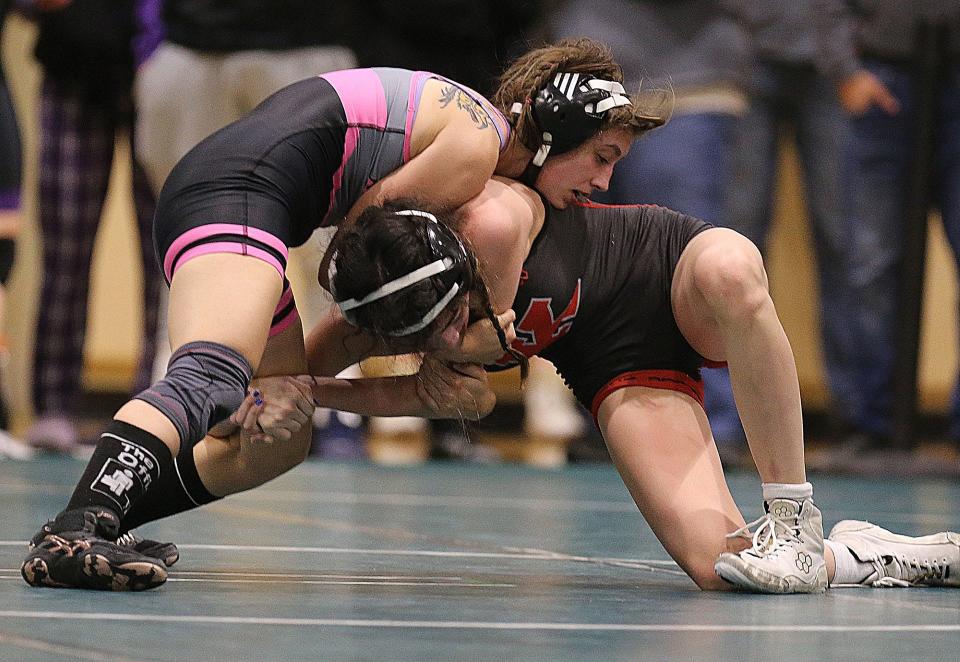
[134,341,253,448]
[0,238,14,284]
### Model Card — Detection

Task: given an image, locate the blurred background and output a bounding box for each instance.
[2,0,958,475]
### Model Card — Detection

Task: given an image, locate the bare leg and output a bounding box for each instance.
[671,228,805,484]
[671,229,830,593]
[114,253,283,456]
[597,385,746,590]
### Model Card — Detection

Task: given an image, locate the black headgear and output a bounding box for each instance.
[329,210,473,336]
[513,73,632,186]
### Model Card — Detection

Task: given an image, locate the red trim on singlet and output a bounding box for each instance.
[590,369,706,423]
[571,199,660,210]
[703,359,727,369]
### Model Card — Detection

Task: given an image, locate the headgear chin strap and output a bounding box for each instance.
[512,73,632,186]
[329,210,472,337]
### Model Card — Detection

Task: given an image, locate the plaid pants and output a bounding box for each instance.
[32,78,161,417]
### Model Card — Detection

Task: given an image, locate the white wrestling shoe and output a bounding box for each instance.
[714,495,827,594]
[829,520,960,587]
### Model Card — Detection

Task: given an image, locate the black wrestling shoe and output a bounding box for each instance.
[21,507,167,591]
[28,511,179,567]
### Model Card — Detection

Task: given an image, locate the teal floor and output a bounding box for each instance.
[1,455,959,661]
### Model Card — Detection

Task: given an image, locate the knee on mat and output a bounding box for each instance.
[676,550,734,591]
[690,565,733,591]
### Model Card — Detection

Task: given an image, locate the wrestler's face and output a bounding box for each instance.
[535,127,634,208]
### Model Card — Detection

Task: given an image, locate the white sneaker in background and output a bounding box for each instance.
[714,497,828,593]
[0,429,35,460]
[829,520,960,587]
[25,415,79,453]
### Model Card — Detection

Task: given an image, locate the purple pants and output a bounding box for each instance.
[32,78,161,417]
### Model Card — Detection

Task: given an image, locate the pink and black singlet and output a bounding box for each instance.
[154,67,509,335]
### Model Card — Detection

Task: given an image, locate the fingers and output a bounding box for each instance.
[235,392,273,444]
[415,378,441,414]
[237,378,316,444]
[291,378,317,419]
[497,309,517,345]
[231,394,253,426]
[417,357,492,419]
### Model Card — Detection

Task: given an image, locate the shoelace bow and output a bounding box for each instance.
[726,511,801,558]
[870,555,948,587]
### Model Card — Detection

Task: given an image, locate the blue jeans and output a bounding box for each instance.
[844,59,960,437]
[593,111,744,443]
[597,111,736,225]
[721,60,858,440]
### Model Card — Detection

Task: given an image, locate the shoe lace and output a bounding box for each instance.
[115,532,142,547]
[870,555,948,587]
[726,510,801,558]
[40,534,91,557]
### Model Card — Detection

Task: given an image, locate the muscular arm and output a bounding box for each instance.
[458,177,543,313]
[319,81,503,288]
[430,178,543,365]
[232,308,491,422]
[307,367,494,420]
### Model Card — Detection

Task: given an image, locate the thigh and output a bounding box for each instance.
[597,385,745,587]
[937,66,960,255]
[726,71,781,245]
[795,77,850,257]
[0,75,21,215]
[845,63,914,275]
[167,253,284,369]
[38,79,115,236]
[229,46,359,114]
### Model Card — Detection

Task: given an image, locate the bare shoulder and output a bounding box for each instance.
[423,78,497,133]
[411,79,502,159]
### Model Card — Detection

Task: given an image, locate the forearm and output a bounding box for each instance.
[304,312,424,377]
[207,419,239,439]
[309,375,441,418]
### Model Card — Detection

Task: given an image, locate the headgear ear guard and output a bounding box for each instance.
[328,210,474,337]
[511,73,632,186]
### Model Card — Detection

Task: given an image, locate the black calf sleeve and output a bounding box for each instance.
[66,420,174,516]
[0,238,14,284]
[134,341,253,448]
[120,444,219,532]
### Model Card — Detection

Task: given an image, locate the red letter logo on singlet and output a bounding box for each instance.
[493,280,581,367]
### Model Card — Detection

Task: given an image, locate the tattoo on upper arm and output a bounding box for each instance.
[439,86,491,130]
